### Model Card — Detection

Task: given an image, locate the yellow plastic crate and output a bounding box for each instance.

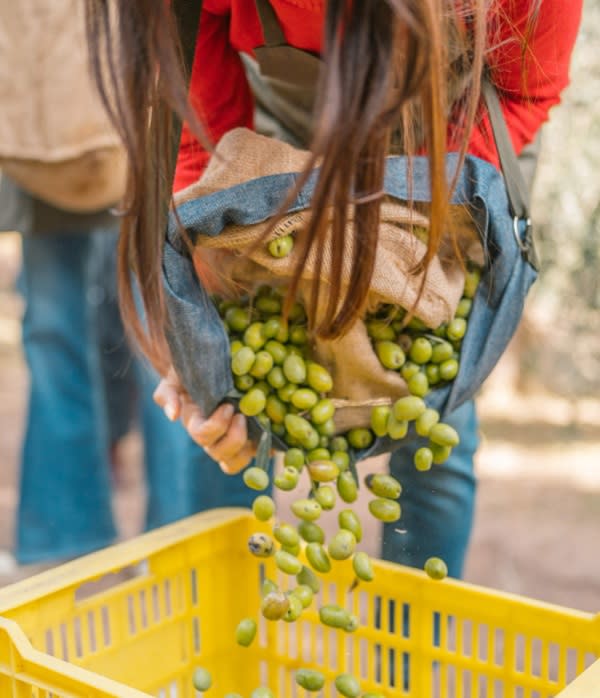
[0,509,598,697]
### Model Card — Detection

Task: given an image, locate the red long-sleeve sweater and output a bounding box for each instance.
[175,0,582,193]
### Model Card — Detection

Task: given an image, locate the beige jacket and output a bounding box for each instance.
[0,0,126,211]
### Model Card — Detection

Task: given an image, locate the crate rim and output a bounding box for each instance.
[0,508,597,627]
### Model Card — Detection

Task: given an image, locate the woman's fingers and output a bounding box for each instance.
[153,367,186,421]
[154,370,255,473]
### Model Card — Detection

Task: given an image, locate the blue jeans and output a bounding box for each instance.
[382,400,478,578]
[15,228,256,564]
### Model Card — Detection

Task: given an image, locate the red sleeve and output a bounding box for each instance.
[173,7,254,193]
[468,0,582,166]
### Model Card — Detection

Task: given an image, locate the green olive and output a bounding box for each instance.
[310,399,335,425]
[338,509,363,542]
[250,350,274,378]
[429,423,460,447]
[225,693,244,698]
[352,551,374,582]
[456,298,472,319]
[232,346,256,376]
[364,474,402,500]
[393,395,426,421]
[252,380,271,396]
[268,234,294,258]
[277,383,296,403]
[307,448,331,462]
[239,388,267,417]
[415,408,440,437]
[430,442,452,464]
[431,340,454,364]
[248,533,275,558]
[275,550,303,575]
[290,585,314,609]
[264,339,287,364]
[335,674,361,698]
[306,542,331,573]
[463,267,481,298]
[446,317,467,341]
[291,498,322,522]
[297,565,321,593]
[297,521,325,544]
[306,363,333,392]
[281,542,301,556]
[314,485,336,510]
[387,414,408,440]
[244,322,267,351]
[424,556,448,580]
[375,341,406,370]
[230,339,244,355]
[250,688,275,698]
[288,301,306,323]
[192,667,212,691]
[370,405,391,437]
[337,471,358,503]
[328,530,356,561]
[291,388,318,410]
[344,615,360,633]
[401,361,421,381]
[439,358,459,381]
[368,498,401,523]
[272,422,286,438]
[255,295,282,315]
[283,594,303,622]
[330,436,349,452]
[295,669,325,692]
[234,373,255,392]
[409,337,433,364]
[407,316,428,331]
[425,364,440,385]
[308,460,340,483]
[243,467,269,491]
[407,371,429,397]
[347,428,374,450]
[289,326,308,345]
[316,418,336,437]
[414,447,433,472]
[235,618,257,647]
[264,395,286,424]
[283,354,307,384]
[225,306,251,333]
[273,523,300,548]
[261,317,283,340]
[252,495,275,521]
[261,592,289,621]
[319,605,350,629]
[366,321,396,341]
[284,447,305,470]
[273,466,300,492]
[331,450,350,470]
[284,414,314,441]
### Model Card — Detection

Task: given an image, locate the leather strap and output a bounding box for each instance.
[481,76,538,268]
[256,0,287,47]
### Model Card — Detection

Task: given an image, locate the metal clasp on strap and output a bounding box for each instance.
[512,216,540,271]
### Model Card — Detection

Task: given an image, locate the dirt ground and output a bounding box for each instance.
[0,233,599,617]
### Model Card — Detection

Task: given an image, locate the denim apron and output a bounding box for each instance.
[163,0,539,459]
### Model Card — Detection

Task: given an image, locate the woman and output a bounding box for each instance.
[85,0,581,576]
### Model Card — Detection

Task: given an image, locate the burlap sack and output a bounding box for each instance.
[0,0,126,212]
[177,129,478,431]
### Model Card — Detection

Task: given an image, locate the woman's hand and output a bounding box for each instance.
[153,367,256,474]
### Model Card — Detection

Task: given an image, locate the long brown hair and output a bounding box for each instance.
[85,0,503,372]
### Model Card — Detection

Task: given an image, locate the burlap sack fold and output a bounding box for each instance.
[177,129,475,431]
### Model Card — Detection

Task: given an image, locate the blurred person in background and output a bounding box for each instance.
[0,0,256,568]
